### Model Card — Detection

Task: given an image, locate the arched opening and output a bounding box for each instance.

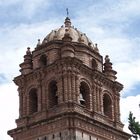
[92,59,97,70]
[48,81,58,108]
[29,88,38,115]
[39,54,47,67]
[79,81,90,109]
[103,94,112,118]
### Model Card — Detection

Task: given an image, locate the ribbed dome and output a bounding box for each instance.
[42,17,98,52]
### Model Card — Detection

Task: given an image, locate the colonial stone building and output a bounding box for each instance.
[8,16,130,140]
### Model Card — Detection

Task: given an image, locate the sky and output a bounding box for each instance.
[0,0,140,139]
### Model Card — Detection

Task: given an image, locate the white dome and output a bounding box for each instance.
[42,17,98,51]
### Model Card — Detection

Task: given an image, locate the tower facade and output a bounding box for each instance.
[8,17,130,140]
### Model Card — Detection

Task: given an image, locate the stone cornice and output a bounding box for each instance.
[33,40,102,61]
[8,109,130,139]
[14,56,123,94]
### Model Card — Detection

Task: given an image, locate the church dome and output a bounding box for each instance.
[42,17,98,51]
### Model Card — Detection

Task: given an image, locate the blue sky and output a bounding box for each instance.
[0,0,140,139]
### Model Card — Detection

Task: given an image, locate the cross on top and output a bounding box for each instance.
[66,8,69,17]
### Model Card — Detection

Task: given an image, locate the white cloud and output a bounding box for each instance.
[93,36,140,96]
[0,0,20,6]
[78,23,140,97]
[21,0,51,19]
[74,2,140,136]
[92,0,140,22]
[0,0,52,23]
[120,95,140,134]
[0,83,18,140]
[0,19,61,81]
[115,60,140,94]
[0,18,61,140]
[0,0,140,139]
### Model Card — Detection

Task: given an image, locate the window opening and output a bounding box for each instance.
[79,82,90,109]
[29,88,38,114]
[103,94,112,118]
[39,55,47,67]
[92,59,97,69]
[49,81,58,107]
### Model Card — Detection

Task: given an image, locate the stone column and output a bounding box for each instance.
[45,82,49,110]
[71,73,76,102]
[115,93,121,122]
[26,91,30,115]
[63,73,68,102]
[57,75,63,103]
[75,75,80,103]
[37,81,42,112]
[98,86,102,112]
[18,87,23,118]
[89,92,92,111]
[41,79,46,111]
[93,83,97,112]
[100,90,104,114]
[67,71,72,101]
[96,85,100,112]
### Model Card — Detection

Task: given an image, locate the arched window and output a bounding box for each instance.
[29,88,38,114]
[39,54,47,67]
[92,59,97,70]
[48,81,58,108]
[79,81,90,109]
[103,94,112,118]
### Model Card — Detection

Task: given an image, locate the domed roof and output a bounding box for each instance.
[42,17,98,52]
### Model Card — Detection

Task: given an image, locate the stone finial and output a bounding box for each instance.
[24,47,32,62]
[43,38,48,44]
[94,43,99,53]
[104,55,112,71]
[35,39,42,49]
[64,8,71,27]
[53,30,57,40]
[104,55,117,81]
[64,17,71,27]
[78,34,84,43]
[36,39,41,47]
[88,42,91,46]
[26,47,31,55]
[105,55,110,63]
[20,47,33,75]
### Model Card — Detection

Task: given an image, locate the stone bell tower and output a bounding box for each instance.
[8,16,130,140]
